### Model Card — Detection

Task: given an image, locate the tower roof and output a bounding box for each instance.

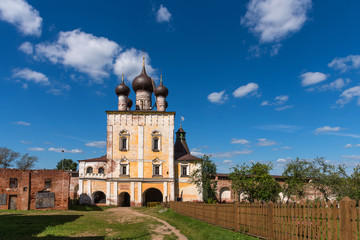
[115,74,130,96]
[154,75,169,97]
[174,126,200,161]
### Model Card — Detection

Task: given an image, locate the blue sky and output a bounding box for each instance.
[1,0,360,174]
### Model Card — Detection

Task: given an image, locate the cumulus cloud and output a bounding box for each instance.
[241,0,312,43]
[12,68,49,85]
[85,141,106,148]
[233,82,259,98]
[207,90,228,104]
[257,138,277,146]
[113,48,157,82]
[344,144,360,148]
[300,72,328,86]
[48,147,83,154]
[328,55,360,72]
[276,158,288,163]
[28,147,44,152]
[315,126,342,134]
[336,86,360,107]
[0,0,42,36]
[223,159,235,166]
[35,29,120,82]
[12,121,30,126]
[156,4,172,23]
[214,149,253,158]
[19,41,33,54]
[261,95,292,110]
[231,138,250,144]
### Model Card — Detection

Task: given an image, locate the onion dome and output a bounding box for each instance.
[154,75,169,97]
[127,97,133,108]
[132,65,154,92]
[115,74,130,96]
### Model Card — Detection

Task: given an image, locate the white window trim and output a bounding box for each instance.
[120,130,130,151]
[180,163,189,176]
[151,131,162,152]
[152,159,163,176]
[120,159,130,176]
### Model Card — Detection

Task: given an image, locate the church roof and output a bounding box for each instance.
[174,127,200,161]
[78,155,107,162]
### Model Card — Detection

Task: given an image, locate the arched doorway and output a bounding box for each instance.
[220,187,231,203]
[93,191,106,204]
[144,188,163,206]
[118,192,130,207]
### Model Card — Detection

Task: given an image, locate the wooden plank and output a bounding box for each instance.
[332,201,338,240]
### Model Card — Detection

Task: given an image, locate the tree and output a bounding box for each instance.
[282,158,311,202]
[0,147,20,168]
[16,153,38,169]
[56,159,78,171]
[189,154,217,203]
[343,165,360,202]
[230,162,281,203]
[308,157,347,201]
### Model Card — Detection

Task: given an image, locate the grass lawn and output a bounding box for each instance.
[135,207,259,240]
[0,206,159,240]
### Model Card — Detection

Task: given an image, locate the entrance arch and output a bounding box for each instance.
[93,191,106,204]
[220,187,231,202]
[143,188,163,206]
[118,192,130,207]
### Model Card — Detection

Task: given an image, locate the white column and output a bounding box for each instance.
[87,180,93,204]
[170,182,174,201]
[138,126,144,178]
[168,127,174,179]
[106,181,111,205]
[130,182,135,202]
[163,182,168,202]
[137,182,142,205]
[113,182,118,206]
[78,179,83,196]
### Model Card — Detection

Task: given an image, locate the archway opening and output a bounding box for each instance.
[220,187,231,203]
[119,192,130,207]
[93,191,106,204]
[144,188,163,206]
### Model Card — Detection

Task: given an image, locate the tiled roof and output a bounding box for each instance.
[78,155,107,162]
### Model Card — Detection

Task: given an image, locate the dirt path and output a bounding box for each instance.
[107,207,187,240]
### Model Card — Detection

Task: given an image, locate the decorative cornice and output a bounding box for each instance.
[106,110,175,115]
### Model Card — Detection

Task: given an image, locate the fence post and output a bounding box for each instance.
[340,197,352,240]
[235,203,240,232]
[267,201,274,240]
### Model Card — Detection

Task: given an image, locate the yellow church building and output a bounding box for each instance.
[77,58,201,206]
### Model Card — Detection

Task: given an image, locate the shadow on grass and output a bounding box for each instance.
[0,214,82,239]
[69,205,105,211]
[35,234,150,239]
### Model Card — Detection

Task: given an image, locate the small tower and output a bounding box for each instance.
[132,54,154,110]
[126,97,133,111]
[154,75,169,112]
[115,74,131,111]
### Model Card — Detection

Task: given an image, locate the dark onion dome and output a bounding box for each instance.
[154,82,169,97]
[127,97,133,108]
[115,74,130,96]
[132,65,153,92]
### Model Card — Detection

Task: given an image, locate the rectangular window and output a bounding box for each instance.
[153,138,159,151]
[154,166,160,175]
[122,165,127,175]
[9,178,18,188]
[121,138,127,151]
[44,179,52,189]
[182,166,188,176]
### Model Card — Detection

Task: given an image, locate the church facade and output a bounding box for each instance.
[77,59,201,206]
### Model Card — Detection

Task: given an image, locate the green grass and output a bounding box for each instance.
[0,208,156,240]
[135,207,259,240]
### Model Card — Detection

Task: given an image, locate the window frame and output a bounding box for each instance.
[98,167,105,174]
[152,159,162,177]
[151,131,162,152]
[44,178,52,189]
[9,178,18,188]
[120,130,130,151]
[86,167,93,174]
[180,164,189,177]
[120,159,129,176]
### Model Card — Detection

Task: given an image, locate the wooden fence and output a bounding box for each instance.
[169,197,360,240]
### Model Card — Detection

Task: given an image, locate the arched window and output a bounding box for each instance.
[151,131,161,152]
[98,167,104,174]
[152,159,162,177]
[120,130,129,151]
[86,167,93,174]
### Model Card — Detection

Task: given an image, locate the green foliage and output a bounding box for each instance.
[282,157,311,202]
[16,153,38,169]
[343,165,360,202]
[56,158,78,171]
[189,154,218,203]
[230,162,281,203]
[0,147,20,168]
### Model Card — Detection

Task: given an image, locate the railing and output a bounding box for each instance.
[170,197,359,240]
[83,173,106,178]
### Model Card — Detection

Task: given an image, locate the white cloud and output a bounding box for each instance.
[276,158,287,163]
[241,0,312,43]
[223,159,235,166]
[191,151,205,157]
[257,138,277,146]
[0,0,42,36]
[156,4,172,23]
[275,105,293,111]
[12,68,49,85]
[315,126,342,134]
[35,29,120,82]
[336,86,360,107]
[12,121,30,126]
[19,41,33,54]
[113,48,156,82]
[342,155,360,160]
[28,147,44,152]
[300,72,328,86]
[48,147,83,154]
[20,140,32,144]
[345,144,360,148]
[207,90,228,104]
[231,138,250,145]
[214,149,253,158]
[261,95,291,110]
[85,141,106,148]
[328,55,360,72]
[233,82,259,98]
